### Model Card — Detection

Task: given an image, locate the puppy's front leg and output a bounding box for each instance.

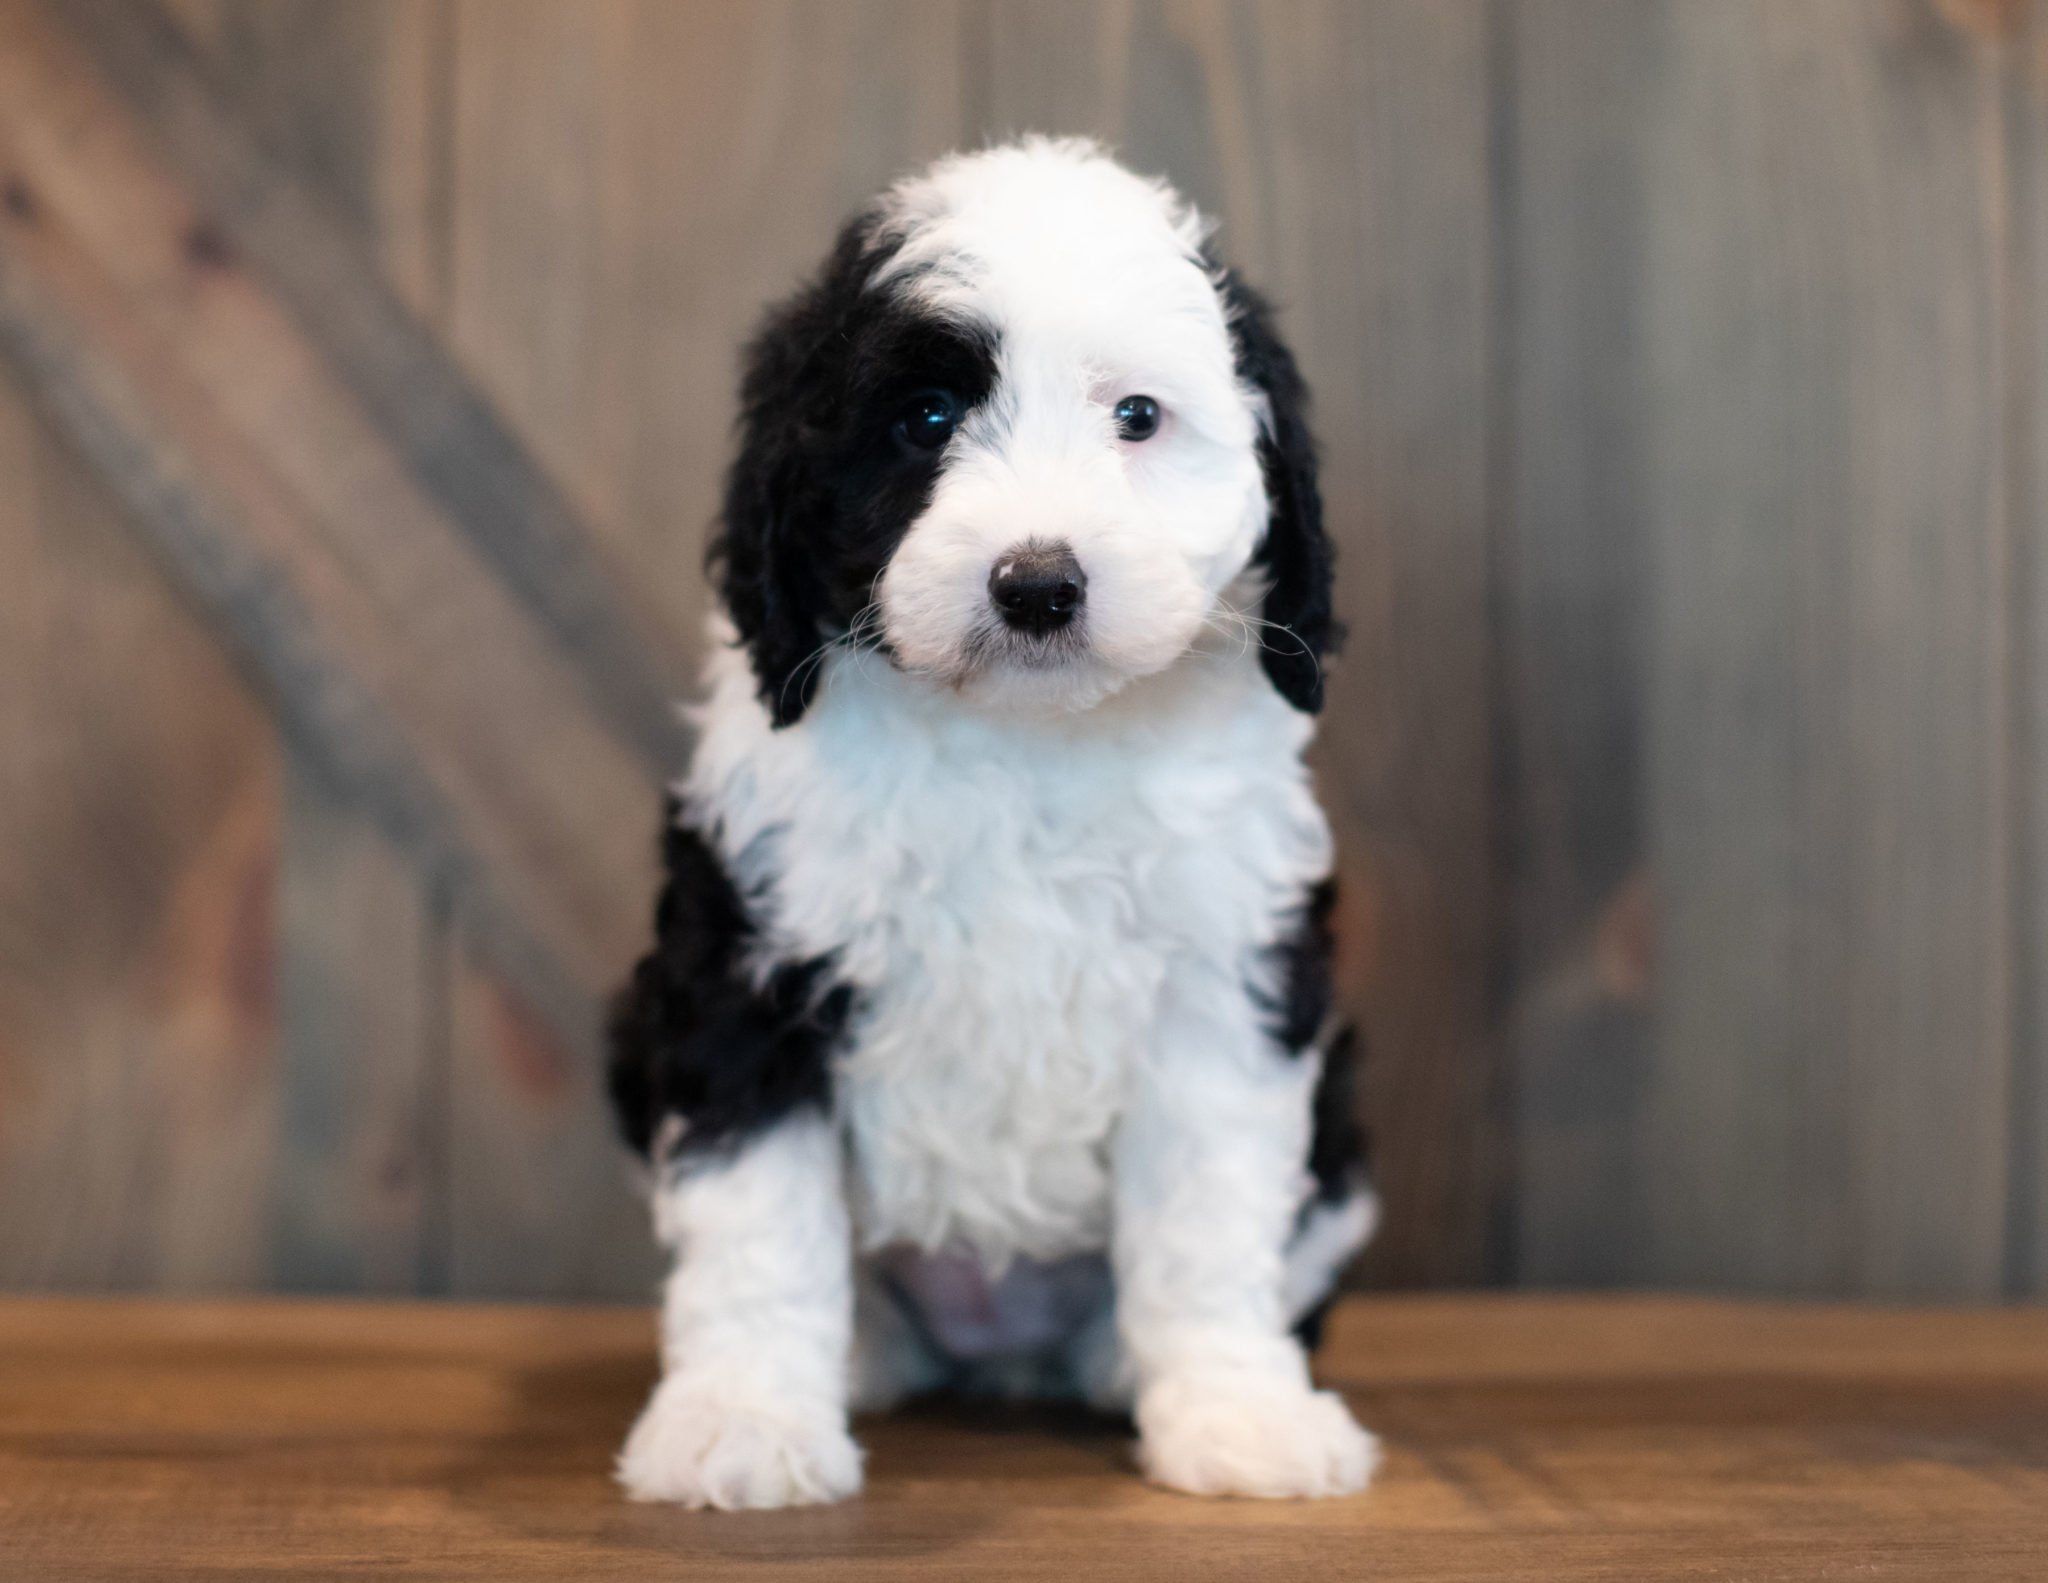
[1113,992,1377,1499]
[618,1114,861,1509]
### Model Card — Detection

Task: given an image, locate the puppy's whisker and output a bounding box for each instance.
[846,601,887,652]
[779,629,858,714]
[1195,601,1264,662]
[1205,596,1325,684]
[776,593,900,715]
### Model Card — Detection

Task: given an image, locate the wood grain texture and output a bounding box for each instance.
[446,910,658,1301]
[151,0,463,1300]
[2,1293,2046,1579]
[61,0,691,775]
[1497,0,1664,1287]
[984,0,1503,1288]
[157,0,452,320]
[2014,0,2048,1296]
[146,0,669,1305]
[5,0,2046,1304]
[0,0,655,1007]
[1634,0,2014,1299]
[0,368,281,1292]
[272,748,448,1294]
[1504,0,2020,1298]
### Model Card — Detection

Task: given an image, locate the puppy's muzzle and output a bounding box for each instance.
[989,542,1086,637]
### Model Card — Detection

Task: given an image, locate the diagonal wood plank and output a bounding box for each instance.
[0,1,654,1035]
[0,191,588,1040]
[53,0,689,776]
[154,0,453,325]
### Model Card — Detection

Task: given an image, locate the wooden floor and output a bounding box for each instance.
[1,1295,2044,1581]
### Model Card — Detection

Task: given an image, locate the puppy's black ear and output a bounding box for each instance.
[712,216,885,728]
[1216,269,1339,713]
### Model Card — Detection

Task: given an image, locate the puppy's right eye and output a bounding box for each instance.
[894,389,960,452]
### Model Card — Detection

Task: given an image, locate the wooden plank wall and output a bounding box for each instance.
[1504,0,2034,1300]
[0,0,2042,1300]
[2017,0,2048,1296]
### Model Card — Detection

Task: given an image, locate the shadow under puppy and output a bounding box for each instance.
[608,137,1378,1509]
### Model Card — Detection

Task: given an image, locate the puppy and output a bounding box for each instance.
[607,137,1378,1509]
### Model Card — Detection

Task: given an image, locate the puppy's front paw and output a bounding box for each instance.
[617,1374,862,1510]
[1136,1373,1378,1499]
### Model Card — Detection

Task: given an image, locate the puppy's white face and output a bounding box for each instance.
[715,137,1328,728]
[870,142,1268,714]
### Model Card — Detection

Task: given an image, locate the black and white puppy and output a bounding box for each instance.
[608,137,1377,1509]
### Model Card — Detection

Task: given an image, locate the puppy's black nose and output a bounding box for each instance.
[989,543,1087,635]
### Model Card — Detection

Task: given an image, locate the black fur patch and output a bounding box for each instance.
[607,800,854,1159]
[1212,267,1340,714]
[715,212,1001,726]
[1292,1020,1370,1352]
[1307,1023,1370,1205]
[1292,1294,1337,1352]
[1266,877,1339,1055]
[1263,879,1372,1206]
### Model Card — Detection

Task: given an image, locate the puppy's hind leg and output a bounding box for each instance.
[848,1261,954,1413]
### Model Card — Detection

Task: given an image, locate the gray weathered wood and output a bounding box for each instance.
[0,1,653,1015]
[5,0,2043,1303]
[1507,0,2015,1298]
[0,365,281,1291]
[2012,0,2048,1297]
[159,0,452,322]
[154,0,459,1294]
[446,912,657,1301]
[273,746,448,1294]
[1498,0,1663,1287]
[56,0,690,776]
[1653,0,2012,1299]
[0,169,586,1050]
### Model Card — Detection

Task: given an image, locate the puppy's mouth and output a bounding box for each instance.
[945,617,1096,688]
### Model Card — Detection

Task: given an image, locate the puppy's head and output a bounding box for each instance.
[715,137,1333,726]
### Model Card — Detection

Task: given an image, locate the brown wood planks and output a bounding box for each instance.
[2,1293,2045,1579]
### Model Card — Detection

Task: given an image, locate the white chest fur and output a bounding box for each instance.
[685,638,1332,1269]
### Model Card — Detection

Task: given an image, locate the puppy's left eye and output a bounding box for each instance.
[1114,394,1161,441]
[894,389,961,452]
